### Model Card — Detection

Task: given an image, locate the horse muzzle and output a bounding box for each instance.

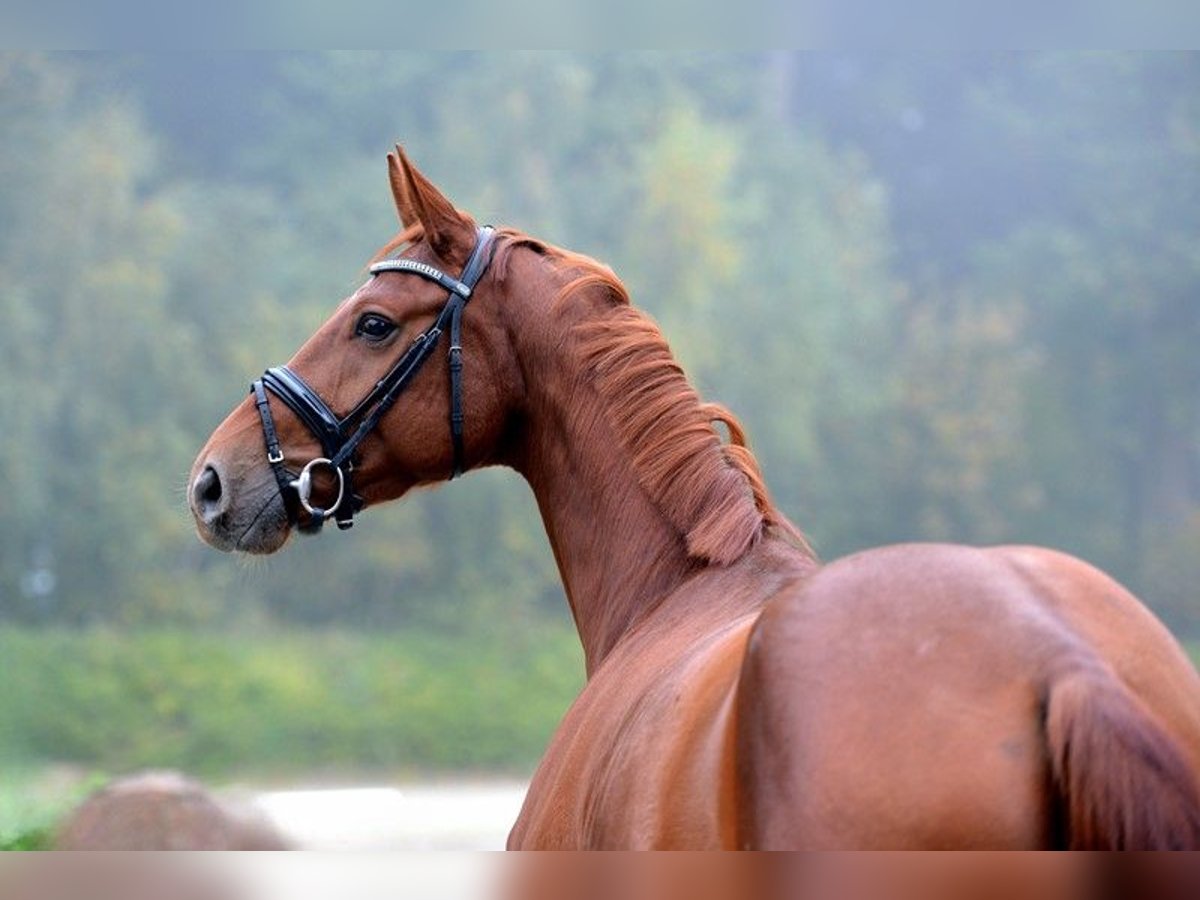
[188,454,291,554]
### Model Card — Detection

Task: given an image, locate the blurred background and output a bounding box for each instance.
[0,51,1197,848]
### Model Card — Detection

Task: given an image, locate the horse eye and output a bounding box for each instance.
[356,314,396,341]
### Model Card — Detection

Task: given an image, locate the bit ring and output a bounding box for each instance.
[291,458,345,519]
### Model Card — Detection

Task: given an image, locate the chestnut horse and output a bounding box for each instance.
[189,148,1200,849]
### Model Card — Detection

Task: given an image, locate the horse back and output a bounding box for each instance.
[734,542,1200,849]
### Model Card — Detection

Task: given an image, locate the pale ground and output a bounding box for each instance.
[243,781,529,851]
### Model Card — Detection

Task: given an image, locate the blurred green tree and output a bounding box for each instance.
[0,52,1195,636]
[964,54,1200,625]
[0,55,201,624]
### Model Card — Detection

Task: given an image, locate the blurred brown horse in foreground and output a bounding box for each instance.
[189,148,1200,849]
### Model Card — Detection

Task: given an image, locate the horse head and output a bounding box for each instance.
[189,148,524,553]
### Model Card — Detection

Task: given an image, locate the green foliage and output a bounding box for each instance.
[0,626,583,776]
[1143,517,1200,636]
[962,55,1200,603]
[0,766,105,850]
[0,55,203,626]
[0,51,1196,643]
[0,826,52,851]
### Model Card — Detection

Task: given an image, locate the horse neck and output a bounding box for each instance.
[514,393,698,676]
[503,302,697,677]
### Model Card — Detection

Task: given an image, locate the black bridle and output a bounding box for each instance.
[251,225,496,533]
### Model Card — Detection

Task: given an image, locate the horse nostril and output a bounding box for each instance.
[193,464,226,521]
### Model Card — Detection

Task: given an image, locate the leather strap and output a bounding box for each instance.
[367,258,473,298]
[261,367,344,458]
[252,378,299,520]
[448,297,466,478]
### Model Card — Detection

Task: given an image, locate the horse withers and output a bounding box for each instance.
[189,147,1200,849]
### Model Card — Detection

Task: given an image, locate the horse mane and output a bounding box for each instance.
[495,229,814,568]
[373,224,814,567]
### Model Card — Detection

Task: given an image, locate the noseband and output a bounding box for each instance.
[251,226,496,533]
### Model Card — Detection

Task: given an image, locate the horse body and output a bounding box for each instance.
[739,542,1200,849]
[189,148,1200,849]
[511,538,1200,849]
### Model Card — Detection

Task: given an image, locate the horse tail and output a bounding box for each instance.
[1045,665,1200,849]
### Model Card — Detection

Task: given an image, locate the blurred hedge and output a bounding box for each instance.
[0,627,583,776]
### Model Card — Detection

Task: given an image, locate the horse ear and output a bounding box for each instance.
[387,145,476,262]
[387,149,420,229]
